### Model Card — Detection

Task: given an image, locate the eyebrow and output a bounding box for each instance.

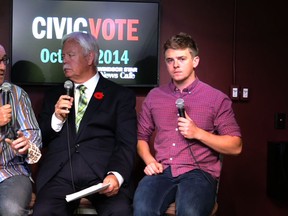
[0,55,8,59]
[166,55,186,60]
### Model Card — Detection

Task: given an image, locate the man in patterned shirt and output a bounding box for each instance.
[133,33,243,216]
[0,44,42,216]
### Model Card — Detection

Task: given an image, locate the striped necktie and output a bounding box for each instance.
[76,85,88,132]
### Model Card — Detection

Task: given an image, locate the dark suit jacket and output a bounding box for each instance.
[36,75,137,195]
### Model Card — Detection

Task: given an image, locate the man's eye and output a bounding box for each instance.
[62,54,75,58]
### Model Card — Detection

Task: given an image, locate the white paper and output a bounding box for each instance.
[65,183,110,202]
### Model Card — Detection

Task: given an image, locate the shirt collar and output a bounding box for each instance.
[74,73,100,92]
[169,77,199,93]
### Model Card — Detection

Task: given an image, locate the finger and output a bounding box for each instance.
[147,164,156,173]
[18,144,29,154]
[184,111,191,120]
[146,164,158,175]
[144,166,154,175]
[156,163,164,173]
[17,130,24,137]
[4,138,12,145]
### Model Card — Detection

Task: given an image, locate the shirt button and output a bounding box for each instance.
[170,158,173,161]
[175,128,178,131]
[172,143,176,146]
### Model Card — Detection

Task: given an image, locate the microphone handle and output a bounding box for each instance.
[2,91,14,139]
[3,91,9,105]
[66,89,71,96]
[178,108,186,118]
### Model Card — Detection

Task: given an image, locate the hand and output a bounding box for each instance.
[177,112,199,139]
[5,131,30,155]
[0,104,12,126]
[144,161,163,176]
[99,174,120,197]
[54,95,73,121]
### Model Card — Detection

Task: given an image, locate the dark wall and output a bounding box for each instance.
[1,0,288,215]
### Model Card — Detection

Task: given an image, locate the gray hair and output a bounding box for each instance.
[62,32,100,65]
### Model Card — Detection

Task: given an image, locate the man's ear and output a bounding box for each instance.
[87,51,95,65]
[193,56,200,68]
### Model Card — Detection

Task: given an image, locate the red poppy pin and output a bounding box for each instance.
[94,92,104,100]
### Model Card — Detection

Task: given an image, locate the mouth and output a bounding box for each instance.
[63,65,71,72]
[174,71,182,75]
[63,68,72,73]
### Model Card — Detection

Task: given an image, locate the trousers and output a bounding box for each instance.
[0,175,32,216]
[133,167,217,216]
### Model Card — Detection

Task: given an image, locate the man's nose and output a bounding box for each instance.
[173,60,179,68]
[0,61,6,69]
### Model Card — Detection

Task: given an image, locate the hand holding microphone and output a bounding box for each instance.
[54,80,74,121]
[0,82,12,126]
[0,105,12,126]
[175,98,198,139]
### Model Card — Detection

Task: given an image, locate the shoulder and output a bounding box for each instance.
[197,81,228,98]
[10,83,22,91]
[10,83,29,98]
[145,83,170,99]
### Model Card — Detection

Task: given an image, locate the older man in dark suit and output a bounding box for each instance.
[33,32,137,216]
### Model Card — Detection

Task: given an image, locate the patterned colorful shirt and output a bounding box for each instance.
[0,83,42,182]
[137,78,241,179]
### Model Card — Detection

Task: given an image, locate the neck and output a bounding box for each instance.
[174,76,196,92]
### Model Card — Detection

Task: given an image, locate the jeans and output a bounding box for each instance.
[133,167,217,216]
[0,175,32,216]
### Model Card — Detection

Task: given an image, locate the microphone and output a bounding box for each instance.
[1,82,12,105]
[175,98,185,118]
[63,81,76,191]
[1,82,15,139]
[64,80,73,96]
[63,80,73,113]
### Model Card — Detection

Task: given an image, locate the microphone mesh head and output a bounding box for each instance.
[1,82,12,92]
[64,80,73,89]
[175,98,184,109]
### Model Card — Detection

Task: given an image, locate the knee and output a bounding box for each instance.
[133,200,159,216]
[32,199,55,216]
[177,203,212,216]
[133,195,148,214]
[112,207,132,216]
[0,200,29,216]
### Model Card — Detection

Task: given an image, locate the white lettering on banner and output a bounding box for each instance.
[100,72,119,79]
[40,48,62,63]
[32,17,88,39]
[120,72,136,79]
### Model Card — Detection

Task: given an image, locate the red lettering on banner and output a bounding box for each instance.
[89,18,102,39]
[127,19,139,41]
[88,18,139,41]
[115,19,126,40]
[102,19,115,41]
